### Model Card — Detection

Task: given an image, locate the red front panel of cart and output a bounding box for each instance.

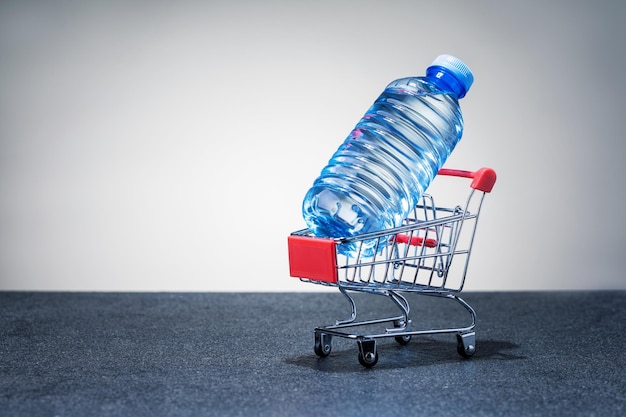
[288,235,338,284]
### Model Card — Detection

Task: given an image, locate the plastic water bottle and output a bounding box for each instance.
[302,54,474,257]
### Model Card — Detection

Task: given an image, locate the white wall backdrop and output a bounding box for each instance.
[1,0,625,291]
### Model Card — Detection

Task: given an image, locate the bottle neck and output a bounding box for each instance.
[425,66,467,98]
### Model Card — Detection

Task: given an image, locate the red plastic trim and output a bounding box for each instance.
[287,235,338,283]
[438,167,497,193]
[393,234,438,248]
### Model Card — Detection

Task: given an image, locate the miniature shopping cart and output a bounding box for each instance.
[288,167,497,367]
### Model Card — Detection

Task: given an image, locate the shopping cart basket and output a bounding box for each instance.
[288,167,497,367]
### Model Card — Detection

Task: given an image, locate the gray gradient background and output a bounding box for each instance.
[1,0,625,291]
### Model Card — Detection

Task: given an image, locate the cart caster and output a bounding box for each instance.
[357,339,378,368]
[314,332,332,358]
[393,319,412,345]
[395,334,412,345]
[393,320,411,346]
[456,332,476,358]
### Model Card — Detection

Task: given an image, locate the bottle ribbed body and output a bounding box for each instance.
[302,57,470,257]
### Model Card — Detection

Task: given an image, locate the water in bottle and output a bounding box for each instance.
[301,54,474,257]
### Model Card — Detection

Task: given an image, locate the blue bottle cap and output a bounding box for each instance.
[427,55,474,98]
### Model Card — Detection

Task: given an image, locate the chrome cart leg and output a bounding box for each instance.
[452,294,477,357]
[336,287,357,326]
[314,331,332,358]
[357,338,378,368]
[453,295,477,330]
[387,291,412,345]
[456,331,476,358]
[388,291,410,325]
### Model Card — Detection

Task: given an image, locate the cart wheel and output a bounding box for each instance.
[456,333,476,358]
[314,332,332,358]
[393,319,411,345]
[357,339,378,368]
[394,334,412,345]
[358,350,379,368]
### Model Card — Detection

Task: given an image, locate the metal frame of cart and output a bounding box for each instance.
[288,167,497,367]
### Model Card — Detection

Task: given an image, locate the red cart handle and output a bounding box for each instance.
[438,167,497,193]
[393,234,438,248]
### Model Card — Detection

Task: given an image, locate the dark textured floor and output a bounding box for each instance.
[1,291,624,416]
